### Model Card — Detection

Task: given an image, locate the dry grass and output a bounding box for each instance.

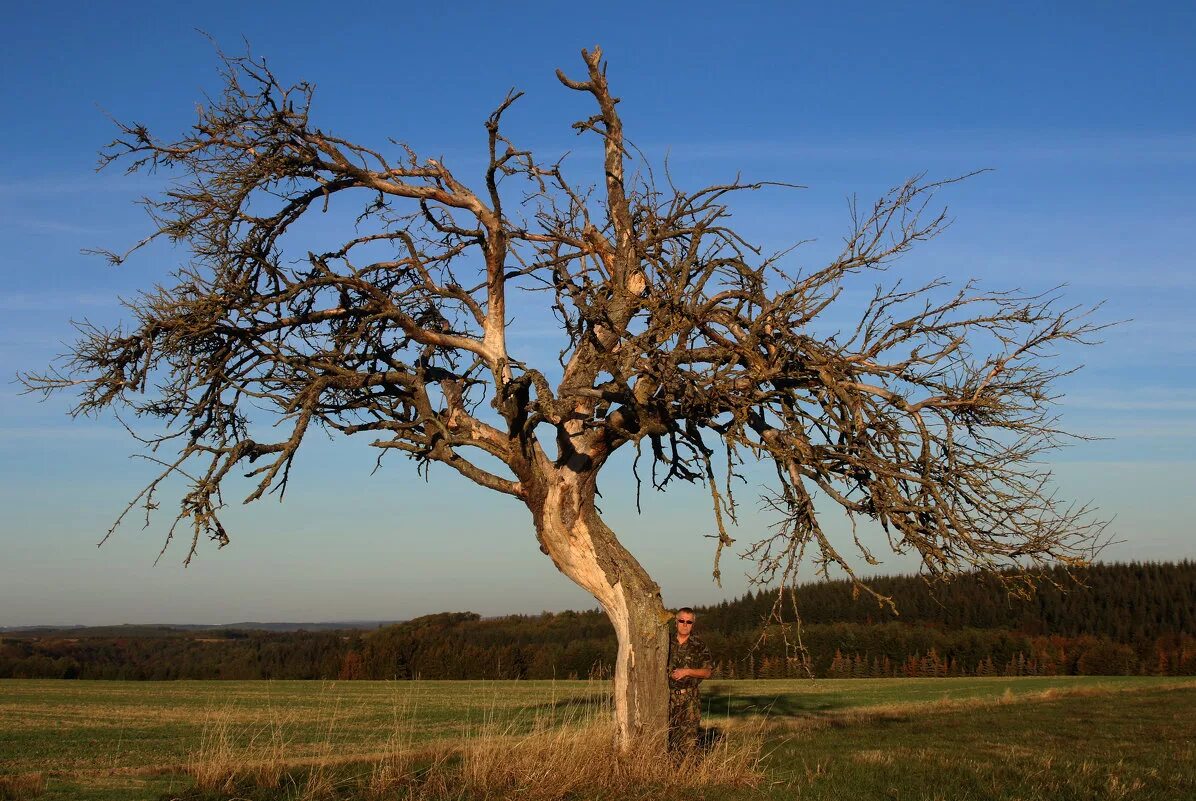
[184,690,764,800]
[11,678,1191,799]
[180,679,1189,799]
[186,712,289,793]
[0,773,45,801]
[453,719,764,800]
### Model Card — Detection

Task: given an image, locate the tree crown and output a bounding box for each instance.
[23,47,1107,603]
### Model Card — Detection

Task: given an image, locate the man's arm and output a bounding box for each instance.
[670,641,714,681]
[693,640,713,680]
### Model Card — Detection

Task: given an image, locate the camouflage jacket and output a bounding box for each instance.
[667,634,713,695]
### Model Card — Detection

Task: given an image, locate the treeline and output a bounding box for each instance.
[0,629,348,681]
[704,561,1196,642]
[3,561,1193,680]
[347,614,1196,680]
[705,624,1195,679]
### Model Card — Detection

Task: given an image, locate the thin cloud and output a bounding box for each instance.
[1,217,110,235]
[0,292,118,312]
[0,425,124,441]
[961,264,1196,291]
[1052,459,1196,467]
[0,175,167,197]
[1072,423,1196,438]
[1070,399,1196,412]
[650,131,1196,167]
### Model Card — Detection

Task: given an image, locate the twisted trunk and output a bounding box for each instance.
[524,464,670,753]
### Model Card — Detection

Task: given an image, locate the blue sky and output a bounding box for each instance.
[1,1,1193,626]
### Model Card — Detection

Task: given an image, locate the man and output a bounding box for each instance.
[667,607,713,755]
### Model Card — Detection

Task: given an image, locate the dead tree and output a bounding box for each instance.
[23,47,1105,752]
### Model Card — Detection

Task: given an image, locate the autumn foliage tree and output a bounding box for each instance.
[24,47,1105,752]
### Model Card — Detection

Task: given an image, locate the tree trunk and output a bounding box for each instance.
[525,465,670,754]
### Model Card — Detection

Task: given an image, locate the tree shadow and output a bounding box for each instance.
[526,685,873,721]
[528,692,612,713]
[701,685,853,718]
[697,724,726,752]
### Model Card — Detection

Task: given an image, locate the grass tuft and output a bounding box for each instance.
[455,719,764,799]
[185,710,289,793]
[181,687,763,800]
[0,773,45,801]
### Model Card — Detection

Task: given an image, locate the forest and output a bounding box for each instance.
[2,561,1193,680]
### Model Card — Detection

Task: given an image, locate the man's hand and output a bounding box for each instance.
[670,668,689,681]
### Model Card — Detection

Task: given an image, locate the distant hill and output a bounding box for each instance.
[0,621,402,637]
[3,561,1193,680]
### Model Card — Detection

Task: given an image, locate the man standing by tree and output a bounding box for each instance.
[668,608,713,755]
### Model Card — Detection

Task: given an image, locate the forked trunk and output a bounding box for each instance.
[525,466,670,753]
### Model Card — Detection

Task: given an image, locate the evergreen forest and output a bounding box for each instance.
[3,561,1193,680]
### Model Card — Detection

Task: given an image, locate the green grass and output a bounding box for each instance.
[1,676,1192,800]
[749,685,1196,801]
[0,679,604,775]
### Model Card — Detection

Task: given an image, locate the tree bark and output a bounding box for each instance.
[524,464,670,753]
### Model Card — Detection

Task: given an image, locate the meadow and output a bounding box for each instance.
[1,676,1193,800]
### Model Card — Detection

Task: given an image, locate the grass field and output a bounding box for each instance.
[1,676,1193,800]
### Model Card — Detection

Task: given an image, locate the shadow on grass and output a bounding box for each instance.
[531,692,612,712]
[698,724,726,752]
[527,686,860,719]
[702,689,851,718]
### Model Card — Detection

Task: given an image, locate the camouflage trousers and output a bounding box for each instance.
[667,689,701,755]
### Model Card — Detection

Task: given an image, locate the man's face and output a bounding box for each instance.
[675,613,695,636]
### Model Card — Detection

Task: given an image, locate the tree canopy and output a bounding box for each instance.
[28,48,1102,595]
[23,46,1107,747]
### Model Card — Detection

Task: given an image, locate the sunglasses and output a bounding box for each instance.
[676,619,694,625]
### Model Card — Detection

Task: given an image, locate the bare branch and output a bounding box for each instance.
[24,46,1105,612]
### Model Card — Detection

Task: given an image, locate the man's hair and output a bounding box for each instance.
[677,607,695,616]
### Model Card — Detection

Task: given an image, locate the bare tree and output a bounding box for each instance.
[24,46,1104,752]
